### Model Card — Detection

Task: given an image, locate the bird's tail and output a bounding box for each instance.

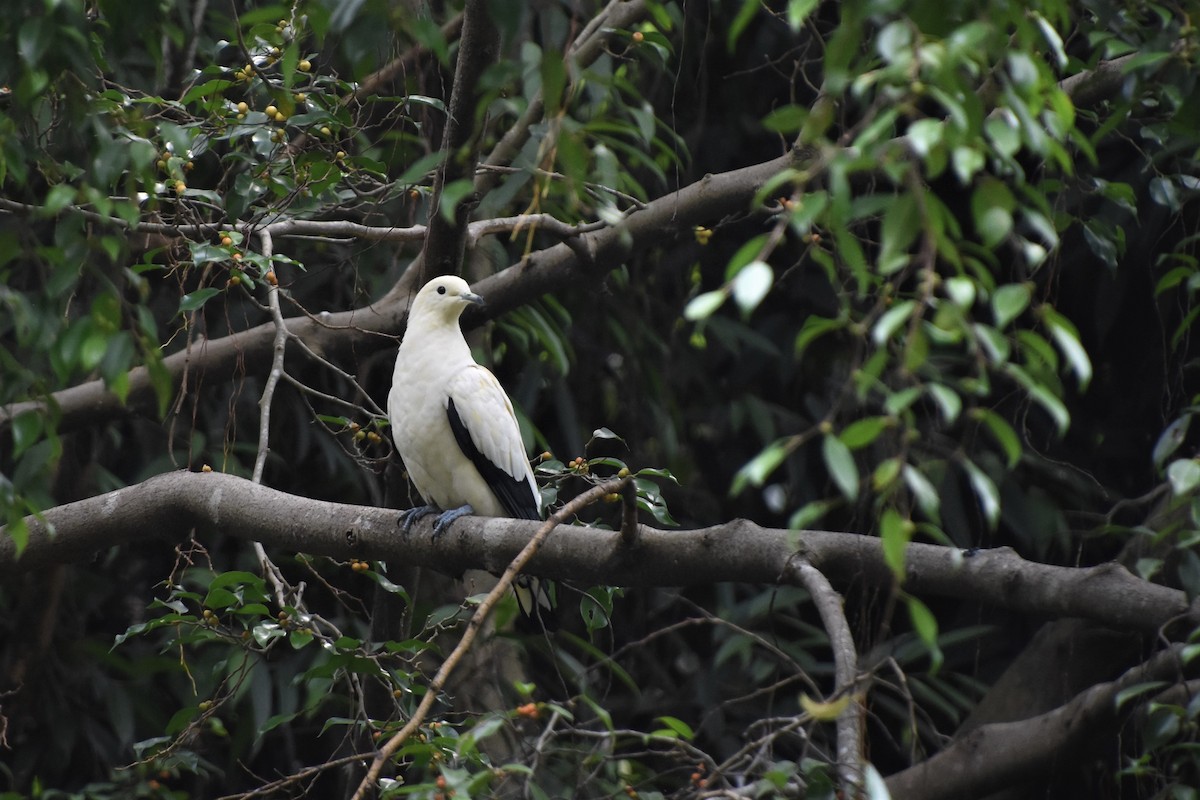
[513,574,557,631]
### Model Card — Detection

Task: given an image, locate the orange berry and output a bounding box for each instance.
[632,31,644,43]
[264,270,278,286]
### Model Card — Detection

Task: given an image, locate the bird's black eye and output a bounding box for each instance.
[437,285,446,295]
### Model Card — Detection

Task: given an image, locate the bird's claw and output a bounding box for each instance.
[397,504,474,537]
[398,505,438,534]
[431,504,474,537]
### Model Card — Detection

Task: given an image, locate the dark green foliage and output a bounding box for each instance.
[3,0,1200,797]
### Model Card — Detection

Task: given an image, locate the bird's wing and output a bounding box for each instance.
[445,365,540,520]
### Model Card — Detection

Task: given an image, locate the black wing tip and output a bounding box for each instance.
[446,397,540,520]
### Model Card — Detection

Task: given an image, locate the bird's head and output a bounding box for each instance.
[410,275,486,326]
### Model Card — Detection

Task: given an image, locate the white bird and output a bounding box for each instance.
[388,275,551,624]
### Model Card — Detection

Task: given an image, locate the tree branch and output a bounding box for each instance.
[2,471,1192,637]
[417,0,500,287]
[1,146,802,434]
[787,557,864,797]
[884,645,1188,800]
[350,477,629,800]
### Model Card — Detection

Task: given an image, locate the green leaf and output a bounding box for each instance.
[1043,307,1092,390]
[881,509,913,582]
[794,315,844,358]
[840,416,890,450]
[653,715,695,740]
[786,0,819,31]
[943,276,976,309]
[437,178,475,223]
[43,183,77,216]
[762,105,807,134]
[179,288,221,313]
[991,283,1030,329]
[731,261,774,314]
[972,178,1015,248]
[12,411,43,460]
[962,458,1000,529]
[724,234,769,280]
[1004,363,1070,434]
[540,48,567,116]
[906,595,943,672]
[822,434,858,501]
[879,192,919,275]
[926,384,961,425]
[952,145,985,184]
[903,464,940,522]
[684,289,728,321]
[732,438,792,494]
[906,119,943,157]
[872,300,916,345]
[727,0,760,52]
[973,409,1022,468]
[1115,681,1168,710]
[1168,459,1200,496]
[1153,416,1191,470]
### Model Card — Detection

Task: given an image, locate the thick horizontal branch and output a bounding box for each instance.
[885,645,1187,800]
[1,471,1190,636]
[1,147,802,433]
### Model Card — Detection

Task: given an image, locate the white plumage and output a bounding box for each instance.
[388,275,549,622]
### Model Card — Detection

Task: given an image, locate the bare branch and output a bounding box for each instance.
[2,471,1192,637]
[884,645,1189,800]
[418,0,501,287]
[787,558,863,797]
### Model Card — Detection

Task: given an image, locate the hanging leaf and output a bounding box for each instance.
[962,458,1000,529]
[822,434,859,501]
[179,288,221,313]
[731,260,774,314]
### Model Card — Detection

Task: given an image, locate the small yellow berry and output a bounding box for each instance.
[201,464,213,472]
[220,235,233,246]
[298,59,312,72]
[236,101,248,114]
[264,105,278,117]
[293,92,306,103]
[173,180,186,194]
[632,31,644,43]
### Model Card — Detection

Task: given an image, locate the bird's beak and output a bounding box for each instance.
[462,291,486,307]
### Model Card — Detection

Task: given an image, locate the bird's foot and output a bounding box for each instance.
[432,504,474,537]
[398,505,439,534]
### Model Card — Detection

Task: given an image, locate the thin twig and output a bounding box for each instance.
[787,557,863,798]
[250,228,294,609]
[350,476,631,800]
